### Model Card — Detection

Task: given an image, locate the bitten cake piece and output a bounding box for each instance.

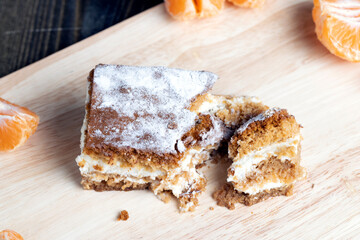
[214,108,306,209]
[75,64,269,212]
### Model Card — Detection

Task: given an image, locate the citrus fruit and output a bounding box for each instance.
[0,98,39,152]
[165,0,224,20]
[0,230,24,240]
[313,0,360,62]
[228,0,265,8]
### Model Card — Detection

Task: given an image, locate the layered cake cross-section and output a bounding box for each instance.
[75,64,267,212]
[214,108,306,209]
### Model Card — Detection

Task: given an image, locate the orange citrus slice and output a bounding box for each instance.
[0,98,39,152]
[165,0,224,20]
[0,230,24,240]
[228,0,265,8]
[313,0,360,62]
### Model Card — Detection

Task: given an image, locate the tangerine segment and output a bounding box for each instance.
[197,0,225,18]
[0,230,24,240]
[313,0,360,62]
[165,0,224,20]
[0,98,39,152]
[165,0,198,20]
[228,0,265,8]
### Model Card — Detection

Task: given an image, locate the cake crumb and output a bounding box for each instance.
[195,162,207,169]
[311,184,315,189]
[157,191,172,203]
[117,210,129,221]
[209,207,214,210]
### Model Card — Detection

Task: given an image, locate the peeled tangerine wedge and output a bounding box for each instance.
[228,0,265,8]
[0,98,39,152]
[313,0,360,62]
[165,0,224,20]
[0,230,24,240]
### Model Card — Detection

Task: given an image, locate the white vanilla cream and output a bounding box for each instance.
[76,147,211,197]
[228,134,301,195]
[241,181,286,195]
[151,148,209,197]
[76,154,165,180]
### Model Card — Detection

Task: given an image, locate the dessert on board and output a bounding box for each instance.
[75,64,305,212]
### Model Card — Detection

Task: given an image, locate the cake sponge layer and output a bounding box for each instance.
[214,108,305,209]
[214,183,294,210]
[229,108,301,159]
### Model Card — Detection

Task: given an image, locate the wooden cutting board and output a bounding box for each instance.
[1,0,360,239]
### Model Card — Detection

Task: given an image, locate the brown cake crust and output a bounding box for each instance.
[213,183,294,210]
[229,109,301,159]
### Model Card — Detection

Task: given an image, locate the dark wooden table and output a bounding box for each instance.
[0,0,162,77]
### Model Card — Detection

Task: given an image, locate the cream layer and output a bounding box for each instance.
[228,134,301,195]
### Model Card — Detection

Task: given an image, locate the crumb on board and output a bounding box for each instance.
[209,207,214,210]
[157,191,172,203]
[312,184,315,189]
[117,210,129,221]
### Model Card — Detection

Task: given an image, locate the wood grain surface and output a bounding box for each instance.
[1,0,360,239]
[0,0,162,77]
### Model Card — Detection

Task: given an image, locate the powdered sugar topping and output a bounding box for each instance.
[89,65,217,154]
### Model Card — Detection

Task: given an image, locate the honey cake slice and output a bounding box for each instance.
[76,64,226,212]
[195,94,269,130]
[214,108,306,209]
